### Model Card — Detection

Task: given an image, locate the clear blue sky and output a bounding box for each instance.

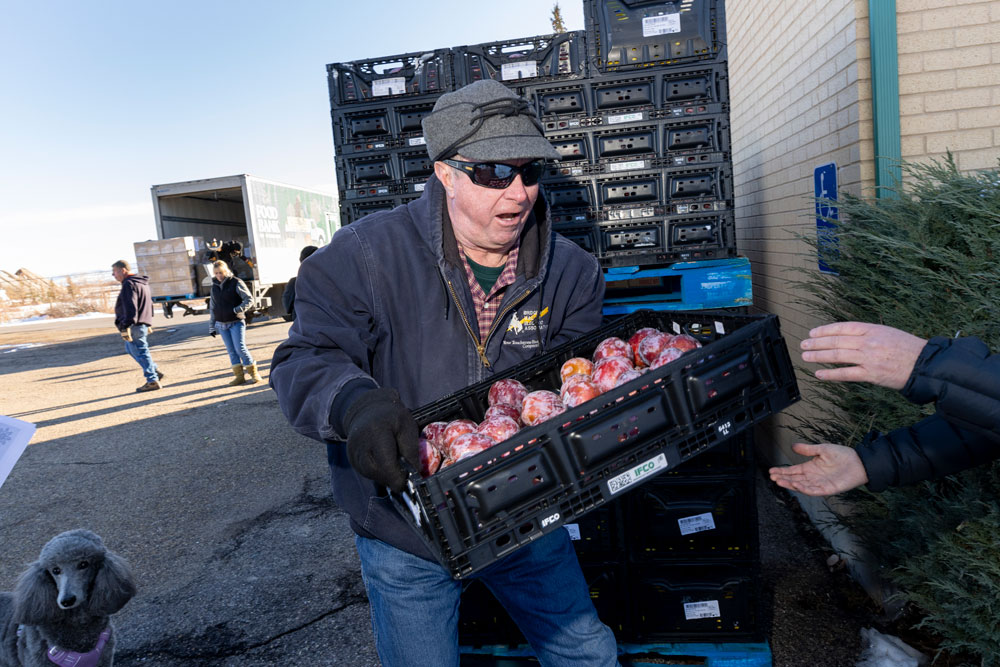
[0,1,583,277]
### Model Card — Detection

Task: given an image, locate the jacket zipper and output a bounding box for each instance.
[446,280,533,369]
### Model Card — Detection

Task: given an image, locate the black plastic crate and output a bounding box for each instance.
[665,428,751,478]
[459,579,525,647]
[327,49,455,107]
[332,98,439,155]
[626,477,758,561]
[624,561,763,643]
[336,151,434,198]
[585,0,725,73]
[454,32,588,89]
[392,310,799,578]
[339,193,419,226]
[593,210,737,268]
[565,502,623,563]
[525,64,729,133]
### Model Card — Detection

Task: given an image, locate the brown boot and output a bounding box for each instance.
[244,363,262,384]
[136,380,161,393]
[229,364,246,386]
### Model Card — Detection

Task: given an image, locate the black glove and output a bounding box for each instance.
[343,388,420,492]
[209,330,217,338]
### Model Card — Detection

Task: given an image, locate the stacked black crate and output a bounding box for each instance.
[328,49,455,225]
[520,0,734,269]
[578,0,764,646]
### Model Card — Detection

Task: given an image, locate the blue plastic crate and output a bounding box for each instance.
[459,641,771,666]
[602,257,751,314]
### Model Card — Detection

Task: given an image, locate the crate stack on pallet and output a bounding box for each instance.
[328,1,767,663]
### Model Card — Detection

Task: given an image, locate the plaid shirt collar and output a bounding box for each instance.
[458,241,520,343]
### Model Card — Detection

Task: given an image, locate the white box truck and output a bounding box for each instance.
[148,174,339,320]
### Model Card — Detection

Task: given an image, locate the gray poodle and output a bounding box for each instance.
[0,529,136,667]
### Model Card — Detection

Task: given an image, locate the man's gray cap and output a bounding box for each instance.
[422,79,560,162]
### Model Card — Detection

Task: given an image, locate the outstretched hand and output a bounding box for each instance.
[768,443,869,497]
[800,321,927,390]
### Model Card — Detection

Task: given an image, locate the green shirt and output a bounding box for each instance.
[466,255,505,295]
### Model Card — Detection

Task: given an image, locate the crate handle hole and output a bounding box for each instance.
[533,476,543,485]
[518,522,534,535]
[496,534,512,548]
[508,474,518,483]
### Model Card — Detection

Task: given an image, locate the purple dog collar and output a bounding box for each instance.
[46,627,111,667]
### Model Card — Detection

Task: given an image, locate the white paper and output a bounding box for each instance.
[609,160,646,172]
[0,415,36,489]
[373,77,407,97]
[714,320,726,335]
[501,61,538,80]
[564,523,581,540]
[607,112,644,125]
[643,13,681,36]
[683,600,721,620]
[678,512,716,536]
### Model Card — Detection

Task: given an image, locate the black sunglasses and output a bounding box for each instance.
[442,158,545,189]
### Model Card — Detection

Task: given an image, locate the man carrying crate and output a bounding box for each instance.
[271,80,619,666]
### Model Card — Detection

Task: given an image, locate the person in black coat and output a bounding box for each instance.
[769,321,999,495]
[281,245,318,321]
[112,259,163,392]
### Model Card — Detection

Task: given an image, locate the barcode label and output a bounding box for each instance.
[607,453,668,495]
[564,524,581,540]
[683,600,721,620]
[0,416,36,490]
[408,136,426,146]
[672,321,681,334]
[413,183,426,192]
[609,160,646,172]
[607,112,644,125]
[678,512,716,536]
[643,13,681,36]
[373,77,407,97]
[502,61,538,80]
[714,320,725,335]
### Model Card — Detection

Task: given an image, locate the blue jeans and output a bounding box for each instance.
[355,531,620,667]
[218,321,254,366]
[124,324,158,382]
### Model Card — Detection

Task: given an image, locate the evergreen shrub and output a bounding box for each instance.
[793,154,1000,663]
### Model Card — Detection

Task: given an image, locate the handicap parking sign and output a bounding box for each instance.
[814,163,839,275]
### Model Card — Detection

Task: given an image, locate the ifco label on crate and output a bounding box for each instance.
[678,512,716,536]
[607,453,668,495]
[563,524,581,540]
[643,13,681,36]
[373,77,407,97]
[683,600,721,620]
[502,61,538,80]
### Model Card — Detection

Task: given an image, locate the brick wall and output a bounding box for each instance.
[897,0,1000,170]
[727,0,871,465]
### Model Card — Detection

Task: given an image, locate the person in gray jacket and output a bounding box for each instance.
[769,321,999,495]
[270,80,618,667]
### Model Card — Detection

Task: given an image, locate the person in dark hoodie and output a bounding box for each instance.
[770,321,999,495]
[270,80,618,667]
[112,259,162,392]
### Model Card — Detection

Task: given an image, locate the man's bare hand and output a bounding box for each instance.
[120,330,132,342]
[768,443,869,496]
[800,321,927,390]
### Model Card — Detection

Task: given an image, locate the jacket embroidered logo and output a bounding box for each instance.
[507,307,549,334]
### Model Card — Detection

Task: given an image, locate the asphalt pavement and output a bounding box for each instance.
[0,312,872,666]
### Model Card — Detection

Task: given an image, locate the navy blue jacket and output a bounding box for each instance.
[269,174,605,557]
[858,336,1000,490]
[114,274,154,331]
